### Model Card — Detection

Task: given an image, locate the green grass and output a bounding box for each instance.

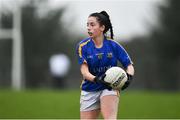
[119,91,180,119]
[0,89,180,119]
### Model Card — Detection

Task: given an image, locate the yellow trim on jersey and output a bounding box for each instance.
[78,40,91,58]
[80,79,84,89]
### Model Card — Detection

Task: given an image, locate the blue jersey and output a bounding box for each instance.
[76,37,132,92]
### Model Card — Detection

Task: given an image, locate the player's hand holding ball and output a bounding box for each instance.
[93,67,133,91]
[121,73,133,90]
[103,67,133,91]
[94,74,111,86]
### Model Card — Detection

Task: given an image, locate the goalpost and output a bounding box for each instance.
[0,1,23,90]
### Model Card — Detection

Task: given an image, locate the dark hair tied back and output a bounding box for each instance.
[89,10,114,39]
[100,11,110,20]
[99,11,114,39]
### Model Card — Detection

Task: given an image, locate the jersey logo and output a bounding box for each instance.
[87,55,93,59]
[96,53,104,59]
[107,52,113,58]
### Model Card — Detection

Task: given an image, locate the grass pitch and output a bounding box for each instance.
[0,89,179,119]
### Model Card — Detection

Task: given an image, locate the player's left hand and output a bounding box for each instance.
[121,73,133,90]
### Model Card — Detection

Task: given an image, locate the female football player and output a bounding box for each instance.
[76,11,135,119]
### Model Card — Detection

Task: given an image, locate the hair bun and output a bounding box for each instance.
[100,11,110,19]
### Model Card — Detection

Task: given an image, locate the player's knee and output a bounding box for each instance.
[101,107,117,119]
[102,112,117,119]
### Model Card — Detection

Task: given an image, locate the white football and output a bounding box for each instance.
[104,67,128,90]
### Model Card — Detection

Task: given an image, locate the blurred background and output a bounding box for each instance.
[0,0,180,119]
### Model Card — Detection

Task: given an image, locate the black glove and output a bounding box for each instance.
[121,73,133,91]
[94,74,111,86]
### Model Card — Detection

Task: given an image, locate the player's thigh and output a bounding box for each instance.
[80,109,100,119]
[80,90,101,119]
[100,91,119,119]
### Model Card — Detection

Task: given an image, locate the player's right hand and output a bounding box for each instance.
[94,74,111,86]
[94,74,106,83]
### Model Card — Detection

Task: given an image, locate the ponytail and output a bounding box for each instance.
[99,11,114,39]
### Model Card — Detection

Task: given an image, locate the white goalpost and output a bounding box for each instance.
[0,0,23,90]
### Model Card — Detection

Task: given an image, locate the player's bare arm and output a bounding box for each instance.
[80,63,95,82]
[126,64,134,76]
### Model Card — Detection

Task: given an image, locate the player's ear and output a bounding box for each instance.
[100,25,105,32]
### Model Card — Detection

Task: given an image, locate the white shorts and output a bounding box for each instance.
[80,89,119,111]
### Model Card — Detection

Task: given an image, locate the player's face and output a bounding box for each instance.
[87,17,105,38]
